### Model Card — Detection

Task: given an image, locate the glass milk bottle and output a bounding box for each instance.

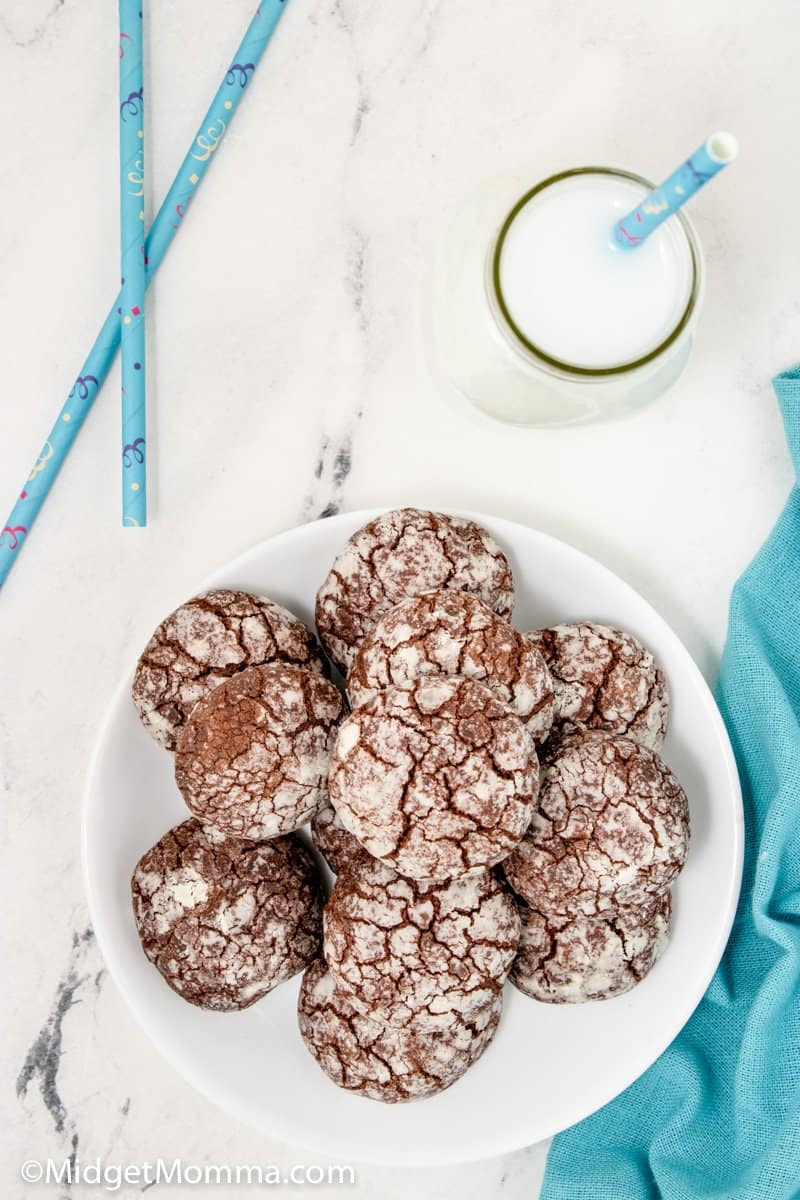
[427,166,705,428]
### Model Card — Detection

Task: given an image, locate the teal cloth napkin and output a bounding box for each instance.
[541,366,800,1200]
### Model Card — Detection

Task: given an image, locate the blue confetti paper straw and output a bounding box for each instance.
[0,0,288,585]
[119,0,147,527]
[613,131,738,250]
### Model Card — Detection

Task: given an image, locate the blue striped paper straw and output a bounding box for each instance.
[0,0,288,586]
[613,132,738,250]
[119,0,147,527]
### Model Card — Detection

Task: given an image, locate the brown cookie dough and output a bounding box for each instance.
[348,590,554,744]
[132,590,325,750]
[310,799,363,875]
[316,509,514,674]
[175,663,345,839]
[297,958,501,1103]
[323,856,520,1030]
[131,819,323,1010]
[527,623,668,751]
[329,676,537,881]
[503,734,689,917]
[511,891,672,1003]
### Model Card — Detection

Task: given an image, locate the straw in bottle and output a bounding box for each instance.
[613,132,738,250]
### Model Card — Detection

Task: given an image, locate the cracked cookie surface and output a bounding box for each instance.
[175,663,345,839]
[132,590,325,750]
[310,799,363,875]
[131,819,323,1010]
[329,676,537,881]
[348,590,554,744]
[527,623,668,751]
[511,891,671,1003]
[323,856,520,1030]
[297,958,501,1103]
[315,509,514,674]
[503,733,688,917]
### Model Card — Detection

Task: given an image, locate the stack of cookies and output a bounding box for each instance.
[129,590,341,1011]
[303,510,689,1101]
[127,508,690,1106]
[504,624,689,1003]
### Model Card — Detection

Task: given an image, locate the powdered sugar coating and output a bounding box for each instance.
[329,676,537,882]
[297,959,501,1103]
[503,734,689,917]
[316,509,514,674]
[310,799,363,875]
[527,623,668,752]
[131,820,323,1011]
[511,892,672,1003]
[349,590,554,744]
[324,856,520,1030]
[175,663,345,839]
[132,590,325,750]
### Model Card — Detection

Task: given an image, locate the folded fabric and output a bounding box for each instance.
[541,365,800,1200]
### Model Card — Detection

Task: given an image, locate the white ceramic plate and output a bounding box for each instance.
[83,510,743,1166]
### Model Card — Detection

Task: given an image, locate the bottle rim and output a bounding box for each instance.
[488,166,702,379]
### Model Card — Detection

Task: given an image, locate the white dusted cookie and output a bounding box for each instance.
[298,959,501,1103]
[174,663,345,839]
[528,622,668,751]
[503,733,689,918]
[316,508,514,674]
[329,676,537,881]
[349,589,554,743]
[131,820,323,1010]
[511,892,672,1003]
[324,855,519,1030]
[132,590,325,750]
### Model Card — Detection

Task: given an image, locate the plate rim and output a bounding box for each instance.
[82,508,744,1165]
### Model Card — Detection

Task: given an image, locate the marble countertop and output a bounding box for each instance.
[2,1,797,1196]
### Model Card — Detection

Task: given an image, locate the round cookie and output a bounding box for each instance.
[175,663,345,839]
[323,856,520,1030]
[297,958,501,1103]
[527,623,668,751]
[132,590,325,750]
[316,508,514,674]
[310,799,363,875]
[511,891,672,1003]
[329,676,537,881]
[503,734,689,918]
[131,819,323,1011]
[348,590,554,744]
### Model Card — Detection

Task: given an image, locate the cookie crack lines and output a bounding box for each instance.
[127,509,690,1102]
[349,589,553,744]
[175,663,344,841]
[316,509,514,674]
[504,734,688,922]
[133,591,326,751]
[329,677,536,882]
[529,622,668,752]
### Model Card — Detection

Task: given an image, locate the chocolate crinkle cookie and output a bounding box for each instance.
[503,733,689,918]
[297,958,501,1103]
[132,590,325,750]
[310,799,362,876]
[329,676,537,882]
[315,509,514,674]
[511,891,672,1003]
[323,855,520,1031]
[175,663,345,839]
[348,590,554,744]
[131,819,323,1011]
[527,622,668,752]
